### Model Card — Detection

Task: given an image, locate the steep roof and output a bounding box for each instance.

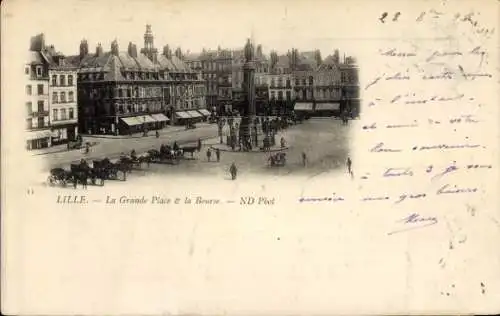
[317,55,340,71]
[28,51,44,65]
[134,53,156,70]
[276,55,289,68]
[156,54,176,71]
[170,55,190,72]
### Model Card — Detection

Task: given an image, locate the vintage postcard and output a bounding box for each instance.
[2,0,499,314]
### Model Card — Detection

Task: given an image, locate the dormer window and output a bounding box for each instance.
[36,66,42,76]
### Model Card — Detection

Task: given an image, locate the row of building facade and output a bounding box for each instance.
[25,25,359,150]
[184,44,360,117]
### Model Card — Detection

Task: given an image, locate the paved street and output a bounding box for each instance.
[37,118,351,183]
[33,123,220,172]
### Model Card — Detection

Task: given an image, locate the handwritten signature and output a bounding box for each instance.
[388,213,438,235]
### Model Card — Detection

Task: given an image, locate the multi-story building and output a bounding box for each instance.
[196,50,218,112]
[312,55,342,116]
[46,47,79,144]
[26,44,51,150]
[215,47,232,114]
[27,34,80,150]
[68,25,206,135]
[339,59,360,117]
[268,55,294,115]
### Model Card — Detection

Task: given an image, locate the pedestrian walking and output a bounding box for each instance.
[67,142,70,151]
[85,143,90,154]
[302,152,307,167]
[198,138,202,150]
[230,162,237,180]
[216,148,221,162]
[156,130,160,138]
[206,148,212,162]
[346,157,352,175]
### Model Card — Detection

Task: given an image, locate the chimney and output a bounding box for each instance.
[111,39,119,56]
[79,39,89,59]
[128,42,138,57]
[96,43,104,56]
[29,33,46,51]
[256,45,262,58]
[163,45,172,59]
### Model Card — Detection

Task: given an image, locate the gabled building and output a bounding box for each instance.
[25,48,51,150]
[68,25,206,135]
[26,33,79,150]
[186,49,218,112]
[45,45,79,144]
[312,55,342,116]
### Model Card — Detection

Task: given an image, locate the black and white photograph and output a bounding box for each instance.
[2,0,499,315]
[25,24,359,189]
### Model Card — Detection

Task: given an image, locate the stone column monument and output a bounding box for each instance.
[239,38,258,150]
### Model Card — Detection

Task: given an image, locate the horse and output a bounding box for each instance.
[180,142,201,159]
[97,158,128,181]
[47,168,72,187]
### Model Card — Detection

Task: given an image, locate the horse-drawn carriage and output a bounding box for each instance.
[268,152,287,167]
[179,140,202,159]
[148,149,180,165]
[93,158,129,181]
[47,160,107,187]
[47,168,73,186]
[119,151,150,169]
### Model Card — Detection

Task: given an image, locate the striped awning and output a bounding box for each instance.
[26,130,51,140]
[197,109,211,116]
[316,103,340,111]
[139,115,156,123]
[176,111,191,119]
[120,116,143,126]
[151,113,170,122]
[294,103,314,111]
[187,110,203,118]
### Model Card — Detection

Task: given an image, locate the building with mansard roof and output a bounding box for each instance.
[68,25,206,135]
[26,33,79,150]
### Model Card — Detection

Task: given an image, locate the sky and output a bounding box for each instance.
[2,0,382,58]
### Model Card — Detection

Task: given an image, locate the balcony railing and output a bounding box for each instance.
[30,111,50,117]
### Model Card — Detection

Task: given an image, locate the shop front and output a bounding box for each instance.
[50,124,78,145]
[151,113,170,129]
[175,111,191,126]
[118,116,144,135]
[293,102,314,119]
[187,110,204,123]
[197,108,211,122]
[314,103,340,117]
[26,129,52,150]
